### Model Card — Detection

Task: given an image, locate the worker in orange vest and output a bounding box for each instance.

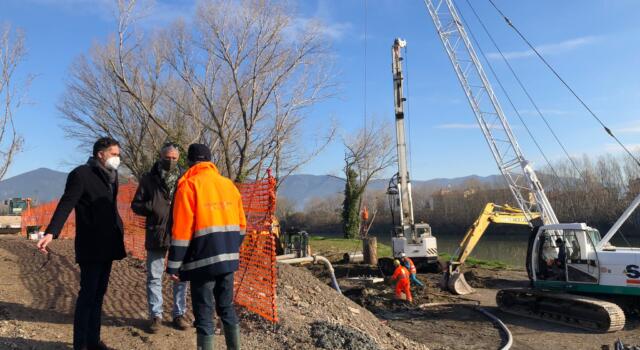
[391,259,412,302]
[400,253,425,287]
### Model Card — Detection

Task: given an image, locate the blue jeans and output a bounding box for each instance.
[410,273,424,287]
[146,249,188,318]
[74,262,112,350]
[191,272,237,336]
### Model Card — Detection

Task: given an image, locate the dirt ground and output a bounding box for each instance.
[306,261,640,350]
[0,235,424,350]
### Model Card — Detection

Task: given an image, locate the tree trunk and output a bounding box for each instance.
[362,237,378,265]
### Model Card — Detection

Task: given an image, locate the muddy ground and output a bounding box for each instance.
[0,235,424,350]
[307,261,640,350]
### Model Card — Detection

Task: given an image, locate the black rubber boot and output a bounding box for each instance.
[196,333,214,350]
[223,324,240,350]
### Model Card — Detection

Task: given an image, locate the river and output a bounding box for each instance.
[320,226,640,268]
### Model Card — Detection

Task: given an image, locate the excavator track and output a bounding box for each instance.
[496,288,625,333]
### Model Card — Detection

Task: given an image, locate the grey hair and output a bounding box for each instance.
[160,144,179,155]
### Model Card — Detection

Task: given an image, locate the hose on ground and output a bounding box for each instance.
[420,302,512,350]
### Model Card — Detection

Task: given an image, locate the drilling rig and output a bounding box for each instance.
[380,38,439,274]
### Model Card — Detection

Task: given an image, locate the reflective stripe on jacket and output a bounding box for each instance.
[404,257,417,275]
[167,162,247,281]
[392,265,409,281]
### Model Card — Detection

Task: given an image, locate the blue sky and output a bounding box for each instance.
[2,0,639,181]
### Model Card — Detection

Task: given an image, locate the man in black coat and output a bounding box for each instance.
[37,137,125,350]
[131,142,188,333]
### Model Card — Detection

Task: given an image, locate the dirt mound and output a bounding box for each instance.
[275,262,427,350]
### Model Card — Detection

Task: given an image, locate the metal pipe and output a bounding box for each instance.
[343,252,364,263]
[279,255,342,294]
[597,192,640,250]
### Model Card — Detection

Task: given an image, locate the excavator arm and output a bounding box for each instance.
[444,203,539,294]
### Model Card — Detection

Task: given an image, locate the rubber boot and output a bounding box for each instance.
[196,334,214,350]
[223,324,240,350]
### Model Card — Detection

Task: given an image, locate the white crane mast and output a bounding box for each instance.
[391,38,415,232]
[423,0,559,225]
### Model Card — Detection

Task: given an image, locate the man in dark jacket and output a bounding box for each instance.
[131,143,188,333]
[37,137,125,350]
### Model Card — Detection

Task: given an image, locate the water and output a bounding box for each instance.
[436,234,529,267]
[315,227,640,269]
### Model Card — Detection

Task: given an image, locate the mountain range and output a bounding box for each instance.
[0,168,504,209]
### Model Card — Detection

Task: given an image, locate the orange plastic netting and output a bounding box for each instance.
[21,173,278,323]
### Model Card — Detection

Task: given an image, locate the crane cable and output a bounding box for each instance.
[487,0,640,168]
[464,0,586,183]
[459,1,581,217]
[456,9,560,180]
[404,45,415,183]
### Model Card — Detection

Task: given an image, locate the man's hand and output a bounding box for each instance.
[169,274,180,282]
[36,233,53,254]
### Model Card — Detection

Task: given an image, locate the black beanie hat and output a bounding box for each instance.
[187,144,212,163]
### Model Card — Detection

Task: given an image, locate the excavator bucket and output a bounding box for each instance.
[446,270,475,295]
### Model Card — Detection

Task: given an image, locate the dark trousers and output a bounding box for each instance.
[73,262,113,349]
[190,272,237,336]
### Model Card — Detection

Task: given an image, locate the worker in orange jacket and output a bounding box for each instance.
[400,253,425,287]
[167,144,246,350]
[391,259,412,302]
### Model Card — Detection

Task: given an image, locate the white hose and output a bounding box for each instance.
[278,255,342,294]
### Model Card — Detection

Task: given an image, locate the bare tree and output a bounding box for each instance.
[60,0,336,181]
[163,0,336,182]
[342,119,396,238]
[0,25,27,181]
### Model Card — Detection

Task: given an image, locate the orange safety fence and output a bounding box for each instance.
[21,171,279,323]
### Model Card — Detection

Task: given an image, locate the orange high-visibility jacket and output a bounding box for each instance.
[167,162,246,281]
[391,265,410,282]
[403,257,417,275]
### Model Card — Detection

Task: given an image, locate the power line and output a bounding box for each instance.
[487,0,640,168]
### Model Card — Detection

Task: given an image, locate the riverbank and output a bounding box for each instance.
[309,236,509,270]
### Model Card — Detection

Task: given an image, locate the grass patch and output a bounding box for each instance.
[309,236,392,258]
[438,252,508,269]
[308,236,508,269]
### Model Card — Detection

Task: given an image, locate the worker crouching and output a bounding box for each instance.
[391,259,413,302]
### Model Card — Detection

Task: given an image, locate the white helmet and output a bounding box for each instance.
[399,253,406,258]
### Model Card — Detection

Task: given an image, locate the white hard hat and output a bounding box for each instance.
[400,253,406,258]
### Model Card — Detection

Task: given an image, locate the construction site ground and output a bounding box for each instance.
[306,259,640,350]
[0,235,425,350]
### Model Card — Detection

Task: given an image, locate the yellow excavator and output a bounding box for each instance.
[442,203,540,295]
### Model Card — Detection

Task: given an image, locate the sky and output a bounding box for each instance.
[1,0,639,181]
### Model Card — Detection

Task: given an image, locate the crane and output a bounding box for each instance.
[381,38,438,274]
[424,0,640,332]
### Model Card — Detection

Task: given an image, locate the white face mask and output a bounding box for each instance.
[105,156,121,170]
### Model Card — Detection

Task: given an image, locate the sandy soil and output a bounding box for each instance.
[0,235,424,350]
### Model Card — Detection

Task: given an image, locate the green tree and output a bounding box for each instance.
[342,166,362,238]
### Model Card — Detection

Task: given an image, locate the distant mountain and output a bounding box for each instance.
[0,167,506,209]
[0,168,68,204]
[278,174,506,210]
